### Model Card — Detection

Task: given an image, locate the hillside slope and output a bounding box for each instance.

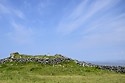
[0,52,125,83]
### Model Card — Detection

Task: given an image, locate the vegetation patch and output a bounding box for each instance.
[0,53,125,83]
[8,54,63,59]
[0,61,125,83]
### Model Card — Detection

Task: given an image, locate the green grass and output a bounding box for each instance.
[8,54,62,59]
[0,61,125,83]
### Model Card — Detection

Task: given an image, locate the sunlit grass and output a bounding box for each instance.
[0,61,125,83]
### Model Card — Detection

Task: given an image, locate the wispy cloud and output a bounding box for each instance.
[0,3,25,19]
[39,0,50,8]
[38,0,53,15]
[7,20,33,44]
[0,3,11,14]
[74,14,125,49]
[24,0,31,9]
[56,0,125,53]
[57,0,121,35]
[13,10,25,19]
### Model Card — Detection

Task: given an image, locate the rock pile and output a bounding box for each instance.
[74,60,125,73]
[0,57,72,64]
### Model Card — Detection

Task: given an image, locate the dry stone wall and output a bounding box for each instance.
[0,57,72,64]
[0,56,125,73]
[74,60,125,73]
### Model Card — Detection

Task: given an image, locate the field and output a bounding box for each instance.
[0,60,125,83]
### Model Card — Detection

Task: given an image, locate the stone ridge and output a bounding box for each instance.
[0,54,125,73]
[74,60,125,73]
[0,57,72,64]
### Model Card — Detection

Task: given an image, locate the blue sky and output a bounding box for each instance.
[0,0,125,62]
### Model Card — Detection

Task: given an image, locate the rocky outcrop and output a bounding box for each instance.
[0,57,72,64]
[0,54,125,73]
[74,60,125,73]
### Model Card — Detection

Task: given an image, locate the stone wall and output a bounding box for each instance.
[0,57,72,64]
[74,60,125,73]
[0,56,125,73]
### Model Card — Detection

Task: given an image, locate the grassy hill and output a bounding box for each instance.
[0,54,125,83]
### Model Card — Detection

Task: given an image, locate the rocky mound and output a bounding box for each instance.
[0,52,125,73]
